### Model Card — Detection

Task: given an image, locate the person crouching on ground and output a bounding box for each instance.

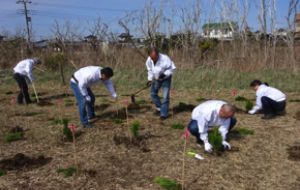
[146,47,176,121]
[70,66,117,128]
[188,100,236,153]
[248,79,286,120]
[13,57,42,105]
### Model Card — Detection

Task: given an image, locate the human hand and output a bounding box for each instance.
[159,73,166,79]
[204,142,213,153]
[248,110,256,115]
[146,81,152,87]
[85,95,91,102]
[222,141,231,149]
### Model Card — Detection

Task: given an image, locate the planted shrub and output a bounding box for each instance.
[208,126,223,156]
[62,117,72,140]
[0,169,6,176]
[171,122,184,129]
[245,99,254,111]
[31,92,42,97]
[234,96,246,101]
[236,128,254,135]
[52,119,62,125]
[5,91,13,95]
[101,98,108,103]
[64,98,73,103]
[131,121,140,137]
[135,100,146,105]
[57,166,77,177]
[154,177,182,190]
[4,132,22,143]
[111,118,123,124]
[196,98,206,102]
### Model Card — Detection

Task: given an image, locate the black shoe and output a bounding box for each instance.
[261,114,276,120]
[82,122,94,128]
[153,110,161,116]
[17,102,24,105]
[160,116,168,121]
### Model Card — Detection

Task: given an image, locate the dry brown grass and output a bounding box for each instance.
[0,83,300,189]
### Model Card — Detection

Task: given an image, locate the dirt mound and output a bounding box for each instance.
[173,104,196,114]
[235,107,247,114]
[0,153,52,170]
[113,136,150,152]
[9,126,24,133]
[37,100,53,106]
[287,146,300,161]
[95,104,111,111]
[294,111,300,120]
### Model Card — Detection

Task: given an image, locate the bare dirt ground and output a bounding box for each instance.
[0,85,300,190]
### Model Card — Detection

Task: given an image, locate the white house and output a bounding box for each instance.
[202,22,238,39]
[295,14,300,33]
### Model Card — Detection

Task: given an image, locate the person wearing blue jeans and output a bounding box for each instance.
[188,100,236,153]
[248,80,286,119]
[146,47,176,120]
[70,66,117,128]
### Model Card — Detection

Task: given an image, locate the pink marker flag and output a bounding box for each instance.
[170,89,173,94]
[115,109,118,112]
[212,79,215,83]
[68,124,74,132]
[0,80,2,84]
[130,78,133,81]
[21,88,23,92]
[65,87,67,91]
[232,90,236,96]
[58,99,61,105]
[114,84,116,90]
[66,77,70,80]
[49,108,52,111]
[10,98,15,104]
[184,130,189,139]
[124,99,128,104]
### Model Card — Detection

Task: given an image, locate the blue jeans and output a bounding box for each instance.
[70,81,95,124]
[188,117,237,143]
[150,76,172,117]
[261,96,285,115]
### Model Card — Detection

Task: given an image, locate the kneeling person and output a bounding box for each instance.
[188,100,236,153]
[70,66,117,128]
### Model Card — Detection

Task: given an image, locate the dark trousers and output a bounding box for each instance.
[13,73,31,104]
[261,96,285,115]
[188,117,237,144]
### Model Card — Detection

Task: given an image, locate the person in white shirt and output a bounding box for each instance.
[188,100,237,153]
[146,47,176,120]
[248,79,286,119]
[13,58,42,105]
[70,66,117,128]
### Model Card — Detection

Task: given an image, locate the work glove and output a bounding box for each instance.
[204,142,213,153]
[159,73,166,79]
[248,109,256,115]
[112,93,118,99]
[85,95,91,103]
[146,81,152,87]
[222,141,231,149]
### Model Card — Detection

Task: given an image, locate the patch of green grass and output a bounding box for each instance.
[56,167,77,177]
[196,97,207,102]
[5,91,12,95]
[135,100,146,104]
[171,122,184,129]
[234,96,246,101]
[131,121,140,137]
[235,128,254,135]
[64,98,73,103]
[208,126,223,156]
[101,98,108,103]
[121,94,131,97]
[154,177,182,190]
[289,99,300,102]
[52,119,62,125]
[4,132,22,143]
[111,118,124,124]
[0,169,6,176]
[24,111,43,116]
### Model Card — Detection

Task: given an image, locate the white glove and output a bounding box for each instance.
[248,109,256,115]
[222,141,231,149]
[85,95,91,102]
[112,93,117,99]
[204,142,213,153]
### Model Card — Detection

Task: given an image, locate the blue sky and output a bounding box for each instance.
[0,0,299,40]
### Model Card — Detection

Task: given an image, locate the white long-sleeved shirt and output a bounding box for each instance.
[13,59,34,83]
[251,84,286,112]
[146,53,176,81]
[70,66,117,98]
[192,100,231,143]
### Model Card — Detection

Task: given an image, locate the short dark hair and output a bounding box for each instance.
[148,47,159,55]
[250,80,262,87]
[101,67,114,78]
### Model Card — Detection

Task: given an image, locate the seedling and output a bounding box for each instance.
[178,102,187,108]
[245,99,254,111]
[52,119,62,125]
[4,132,22,143]
[131,121,140,137]
[57,166,77,177]
[111,118,123,124]
[208,126,223,156]
[64,98,73,103]
[171,122,184,129]
[62,118,72,140]
[196,97,207,102]
[234,96,246,101]
[154,177,183,190]
[24,111,43,116]
[0,169,6,176]
[31,92,42,97]
[5,91,13,95]
[101,98,108,103]
[289,99,300,102]
[235,128,254,135]
[135,100,146,105]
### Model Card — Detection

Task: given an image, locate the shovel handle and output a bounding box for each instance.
[131,79,159,96]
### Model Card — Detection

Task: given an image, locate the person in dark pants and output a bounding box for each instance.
[146,47,176,120]
[13,58,42,105]
[248,80,286,119]
[188,100,236,153]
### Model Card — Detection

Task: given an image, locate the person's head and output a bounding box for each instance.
[100,67,114,81]
[250,79,262,91]
[148,47,159,62]
[219,104,235,118]
[33,57,42,65]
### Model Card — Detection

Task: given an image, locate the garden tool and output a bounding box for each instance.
[188,152,205,160]
[30,79,39,103]
[130,78,159,103]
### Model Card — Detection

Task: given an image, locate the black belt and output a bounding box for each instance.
[72,74,79,84]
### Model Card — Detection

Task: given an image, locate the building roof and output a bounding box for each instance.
[202,22,238,29]
[0,35,4,38]
[118,33,133,38]
[84,35,97,39]
[295,14,300,20]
